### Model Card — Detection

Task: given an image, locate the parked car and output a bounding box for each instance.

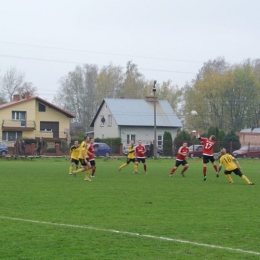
[188,144,203,158]
[0,141,8,156]
[93,142,111,157]
[232,146,260,159]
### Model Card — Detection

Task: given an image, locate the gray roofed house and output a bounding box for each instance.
[90,97,182,149]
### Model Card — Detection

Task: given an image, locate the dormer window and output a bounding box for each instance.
[39,103,46,112]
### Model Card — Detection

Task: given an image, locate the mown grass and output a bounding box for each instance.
[0,157,259,259]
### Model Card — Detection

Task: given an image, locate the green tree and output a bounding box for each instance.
[163,131,173,156]
[222,130,241,153]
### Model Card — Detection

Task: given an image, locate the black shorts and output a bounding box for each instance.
[203,155,215,164]
[126,158,135,164]
[175,160,188,167]
[79,158,89,166]
[71,158,79,165]
[89,160,96,167]
[136,158,146,164]
[224,168,242,177]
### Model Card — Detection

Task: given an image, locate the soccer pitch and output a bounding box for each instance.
[1,157,259,259]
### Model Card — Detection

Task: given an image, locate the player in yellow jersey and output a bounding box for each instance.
[118,140,138,173]
[72,136,92,181]
[69,140,80,175]
[218,148,255,185]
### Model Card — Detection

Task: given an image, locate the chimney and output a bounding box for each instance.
[145,96,157,102]
[13,94,20,101]
[24,92,31,99]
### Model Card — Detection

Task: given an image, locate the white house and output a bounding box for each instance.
[90,97,182,148]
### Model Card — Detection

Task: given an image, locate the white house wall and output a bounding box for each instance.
[93,103,119,139]
[120,126,178,149]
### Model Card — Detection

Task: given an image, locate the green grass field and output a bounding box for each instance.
[1,157,259,260]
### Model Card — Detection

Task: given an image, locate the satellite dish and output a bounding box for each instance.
[101,117,105,123]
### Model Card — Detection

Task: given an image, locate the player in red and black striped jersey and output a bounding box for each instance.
[134,140,147,173]
[169,142,189,177]
[198,134,219,181]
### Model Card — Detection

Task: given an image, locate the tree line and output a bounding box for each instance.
[1,57,260,134]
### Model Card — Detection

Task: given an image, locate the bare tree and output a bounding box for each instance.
[0,67,24,101]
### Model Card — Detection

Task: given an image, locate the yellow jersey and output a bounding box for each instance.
[70,145,80,160]
[219,154,237,171]
[127,145,135,159]
[78,141,88,159]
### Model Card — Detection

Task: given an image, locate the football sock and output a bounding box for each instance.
[225,174,234,184]
[213,165,218,172]
[144,165,147,172]
[92,167,96,176]
[120,163,127,169]
[241,175,251,184]
[69,165,73,173]
[85,169,90,179]
[203,166,207,176]
[170,168,177,174]
[182,166,188,173]
[74,168,85,174]
[134,164,138,172]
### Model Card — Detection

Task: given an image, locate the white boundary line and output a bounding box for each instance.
[1,216,259,256]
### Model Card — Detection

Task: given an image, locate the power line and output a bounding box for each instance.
[0,54,197,75]
[0,41,204,64]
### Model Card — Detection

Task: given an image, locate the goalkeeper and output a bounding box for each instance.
[218,148,255,185]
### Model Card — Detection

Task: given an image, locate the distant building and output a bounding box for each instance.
[237,128,260,146]
[90,97,182,148]
[0,92,75,147]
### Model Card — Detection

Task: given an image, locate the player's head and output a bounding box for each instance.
[138,140,142,145]
[220,148,226,155]
[74,140,78,146]
[84,135,89,141]
[89,137,94,144]
[209,135,216,141]
[130,140,134,146]
[183,142,187,147]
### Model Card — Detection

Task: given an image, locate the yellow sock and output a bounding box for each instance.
[134,164,138,172]
[120,163,127,169]
[74,168,85,174]
[242,175,251,184]
[69,165,73,173]
[85,169,90,179]
[225,174,234,184]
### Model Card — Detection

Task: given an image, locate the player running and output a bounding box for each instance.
[169,142,189,177]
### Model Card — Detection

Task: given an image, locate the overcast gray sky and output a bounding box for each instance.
[0,0,259,101]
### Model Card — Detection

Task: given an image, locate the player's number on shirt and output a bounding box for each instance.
[205,142,213,149]
[223,157,232,163]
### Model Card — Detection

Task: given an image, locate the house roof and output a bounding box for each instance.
[240,128,260,133]
[0,96,75,118]
[90,98,182,128]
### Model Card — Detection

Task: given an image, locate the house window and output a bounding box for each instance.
[100,115,105,127]
[38,103,46,112]
[127,134,136,144]
[12,111,26,120]
[108,115,112,126]
[2,131,22,141]
[158,135,163,146]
